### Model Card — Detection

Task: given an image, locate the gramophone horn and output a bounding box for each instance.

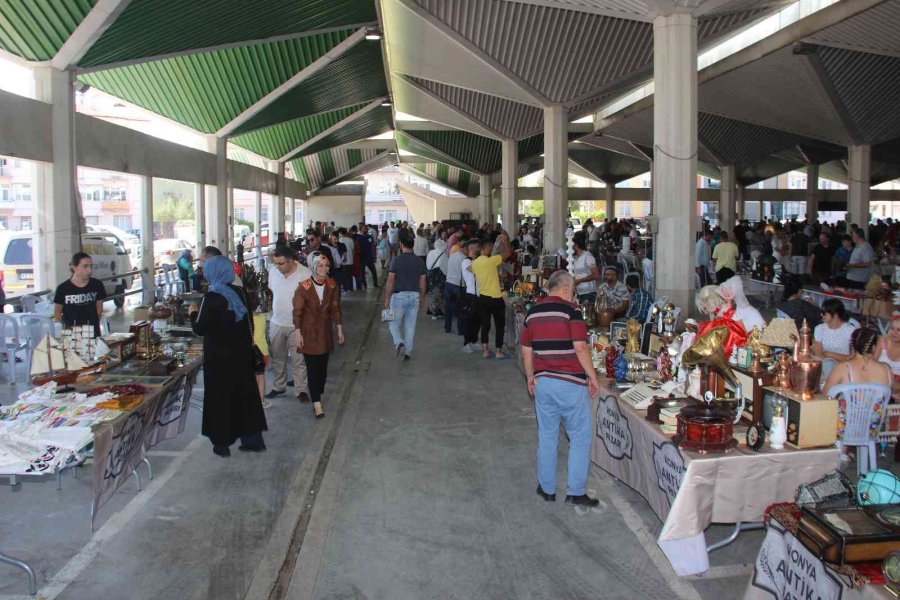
[680,326,738,387]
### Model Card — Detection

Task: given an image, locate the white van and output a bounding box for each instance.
[85,224,142,269]
[0,231,134,307]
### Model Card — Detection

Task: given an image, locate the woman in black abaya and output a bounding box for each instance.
[189,256,267,457]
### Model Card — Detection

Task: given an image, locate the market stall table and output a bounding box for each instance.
[744,504,893,600]
[743,277,863,314]
[591,385,839,576]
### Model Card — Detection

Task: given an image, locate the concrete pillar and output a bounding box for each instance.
[605,184,615,220]
[194,183,205,252]
[254,191,263,262]
[479,175,493,225]
[289,196,297,234]
[544,105,568,251]
[140,176,155,305]
[719,165,737,233]
[736,184,745,221]
[501,140,518,234]
[33,68,81,291]
[847,145,871,235]
[210,136,229,252]
[271,161,286,236]
[653,12,698,308]
[806,164,819,221]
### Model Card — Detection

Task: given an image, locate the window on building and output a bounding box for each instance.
[85,216,99,225]
[0,187,9,202]
[618,203,631,217]
[114,216,132,230]
[261,208,269,222]
[12,184,31,202]
[20,217,31,231]
[235,208,245,220]
[0,217,8,229]
[104,187,127,201]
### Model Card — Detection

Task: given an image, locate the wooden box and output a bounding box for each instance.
[762,387,838,449]
[798,505,900,565]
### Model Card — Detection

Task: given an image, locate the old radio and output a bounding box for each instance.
[761,387,838,449]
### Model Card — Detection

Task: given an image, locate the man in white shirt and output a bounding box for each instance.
[266,247,312,402]
[338,228,355,292]
[461,239,481,353]
[444,237,468,337]
[843,229,875,289]
[387,222,400,259]
[695,230,712,287]
[572,232,599,303]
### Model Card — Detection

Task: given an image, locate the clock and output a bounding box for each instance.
[746,423,766,451]
[882,550,900,595]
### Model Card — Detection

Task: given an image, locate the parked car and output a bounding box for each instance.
[0,231,133,307]
[153,238,195,266]
[86,224,142,269]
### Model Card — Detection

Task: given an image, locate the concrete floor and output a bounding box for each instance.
[0,287,883,599]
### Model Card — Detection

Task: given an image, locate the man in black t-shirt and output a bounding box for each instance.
[808,232,835,285]
[53,252,107,337]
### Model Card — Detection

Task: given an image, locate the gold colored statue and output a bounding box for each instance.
[746,326,771,363]
[626,318,641,354]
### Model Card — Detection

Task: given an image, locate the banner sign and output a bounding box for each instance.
[751,522,843,600]
[596,395,634,460]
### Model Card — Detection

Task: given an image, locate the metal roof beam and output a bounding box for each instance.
[216,29,369,138]
[399,76,506,140]
[697,132,727,166]
[395,120,460,131]
[800,46,864,146]
[500,0,651,21]
[76,22,377,74]
[397,164,470,196]
[321,150,397,188]
[51,0,133,71]
[395,0,551,107]
[279,98,387,162]
[396,132,487,176]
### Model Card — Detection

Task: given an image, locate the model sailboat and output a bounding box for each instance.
[30,334,103,386]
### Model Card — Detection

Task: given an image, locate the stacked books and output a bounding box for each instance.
[659,407,680,435]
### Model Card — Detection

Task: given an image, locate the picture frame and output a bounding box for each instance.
[640,322,654,355]
[736,347,752,369]
[609,321,628,343]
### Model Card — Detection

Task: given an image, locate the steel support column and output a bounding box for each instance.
[544,105,568,251]
[848,145,871,235]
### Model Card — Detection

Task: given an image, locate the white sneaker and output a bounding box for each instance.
[261,399,273,409]
[462,344,476,354]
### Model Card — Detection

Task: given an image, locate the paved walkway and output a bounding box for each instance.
[0,287,767,599]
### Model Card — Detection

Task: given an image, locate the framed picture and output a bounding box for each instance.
[640,322,654,355]
[610,321,628,343]
[736,347,752,369]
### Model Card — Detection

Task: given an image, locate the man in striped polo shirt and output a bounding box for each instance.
[520,270,601,507]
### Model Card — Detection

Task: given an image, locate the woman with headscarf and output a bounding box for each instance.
[176,248,200,291]
[292,252,344,419]
[188,256,267,457]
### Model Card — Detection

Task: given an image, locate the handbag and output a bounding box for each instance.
[381,308,395,322]
[251,344,266,374]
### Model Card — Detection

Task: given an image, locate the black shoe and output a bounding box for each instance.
[396,343,405,357]
[536,485,556,502]
[565,494,599,507]
[213,445,231,457]
[298,392,310,403]
[287,380,294,387]
[238,444,267,452]
[265,389,285,398]
[403,355,410,361]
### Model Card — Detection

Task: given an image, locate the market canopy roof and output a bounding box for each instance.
[1,0,898,195]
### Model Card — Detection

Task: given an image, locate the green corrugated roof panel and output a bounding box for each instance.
[293,148,393,191]
[396,131,493,175]
[287,106,393,160]
[79,0,377,68]
[407,162,478,197]
[233,42,388,136]
[402,130,501,175]
[80,30,357,134]
[0,0,95,60]
[231,103,366,159]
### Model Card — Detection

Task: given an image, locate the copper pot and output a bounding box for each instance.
[597,308,616,331]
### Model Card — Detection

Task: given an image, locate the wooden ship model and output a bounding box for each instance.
[30,333,105,387]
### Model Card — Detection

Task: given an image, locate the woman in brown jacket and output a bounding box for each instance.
[293,252,344,418]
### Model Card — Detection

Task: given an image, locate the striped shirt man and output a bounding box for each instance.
[625,286,654,323]
[519,295,589,386]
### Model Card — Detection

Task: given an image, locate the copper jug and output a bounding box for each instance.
[789,319,822,399]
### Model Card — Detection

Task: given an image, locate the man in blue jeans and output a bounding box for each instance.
[384,232,426,361]
[520,270,601,507]
[444,238,468,335]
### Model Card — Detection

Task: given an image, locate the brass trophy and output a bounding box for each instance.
[625,318,641,354]
[746,326,770,374]
[789,319,822,400]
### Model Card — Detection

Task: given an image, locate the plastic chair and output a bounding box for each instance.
[827,383,891,477]
[18,314,53,378]
[819,358,837,389]
[641,258,654,293]
[163,265,186,296]
[19,295,38,313]
[0,315,27,383]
